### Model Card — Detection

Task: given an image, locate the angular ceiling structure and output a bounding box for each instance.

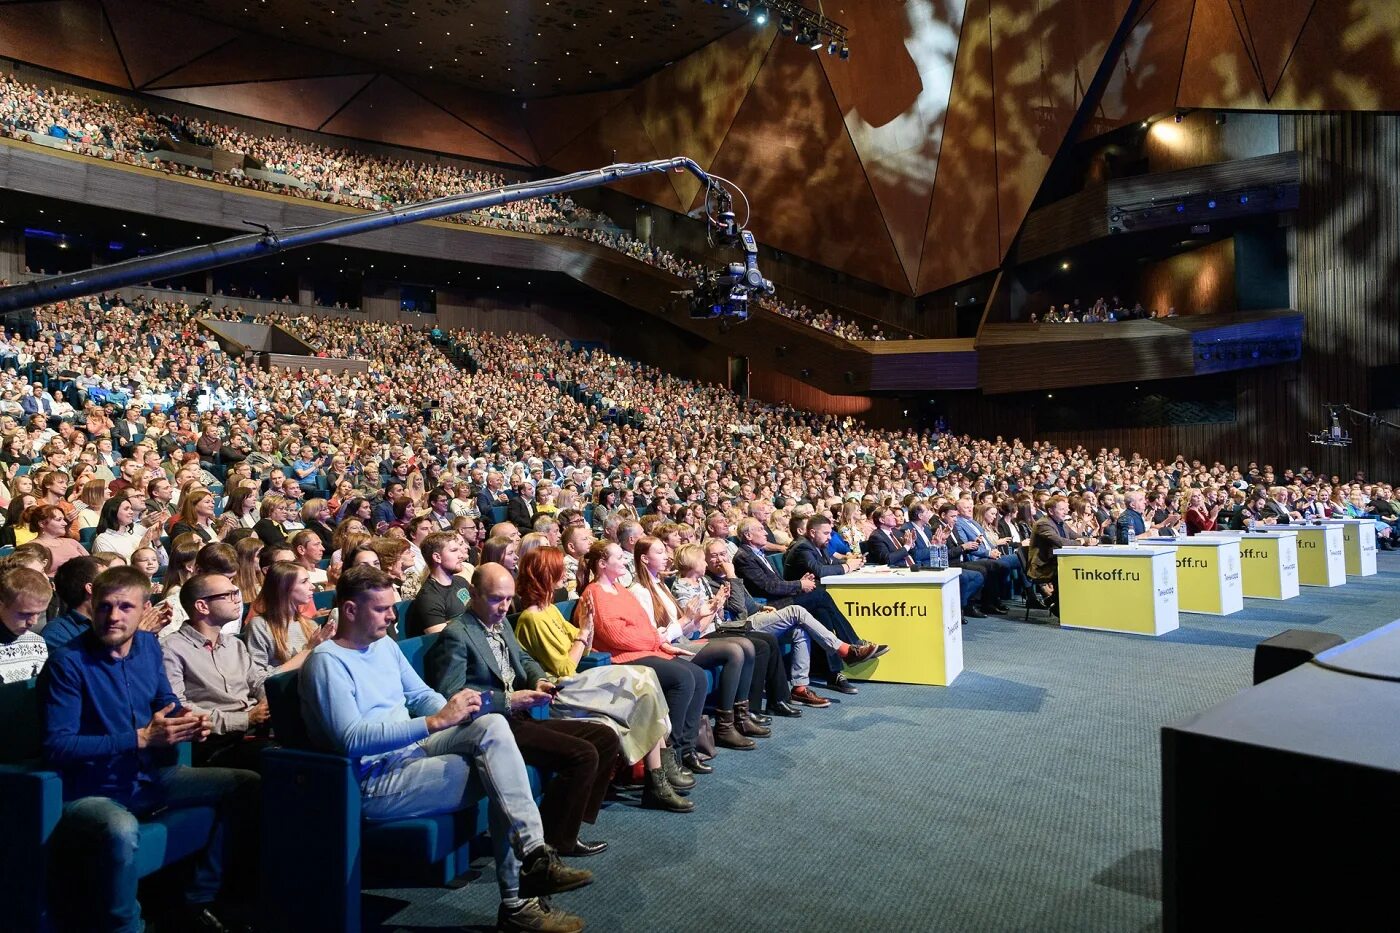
[3,0,1400,298]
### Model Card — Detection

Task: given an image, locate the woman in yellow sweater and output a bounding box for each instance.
[514,545,693,812]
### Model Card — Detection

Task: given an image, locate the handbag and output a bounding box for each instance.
[695,714,717,758]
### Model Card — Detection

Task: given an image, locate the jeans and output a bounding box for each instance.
[750,604,844,687]
[958,566,986,608]
[359,714,545,899]
[628,655,708,756]
[50,765,259,933]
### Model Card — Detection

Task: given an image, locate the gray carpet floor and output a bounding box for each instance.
[367,551,1400,932]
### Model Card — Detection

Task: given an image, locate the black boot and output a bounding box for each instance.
[659,746,695,791]
[682,750,714,774]
[734,700,771,737]
[642,768,696,812]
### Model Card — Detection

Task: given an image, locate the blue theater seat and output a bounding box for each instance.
[0,678,210,933]
[260,635,545,933]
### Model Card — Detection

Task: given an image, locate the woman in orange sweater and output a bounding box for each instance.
[577,540,713,777]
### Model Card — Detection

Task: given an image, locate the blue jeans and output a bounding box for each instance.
[51,765,259,933]
[359,714,545,900]
[750,604,843,687]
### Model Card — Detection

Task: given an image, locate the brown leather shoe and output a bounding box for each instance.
[790,685,831,708]
[846,642,890,664]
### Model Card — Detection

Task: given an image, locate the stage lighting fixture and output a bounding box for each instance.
[780,14,794,33]
[1207,199,1217,209]
[1175,203,1186,213]
[1239,194,1249,204]
[795,26,812,44]
[827,38,839,55]
[810,33,826,50]
[754,6,768,24]
[839,44,849,59]
[1216,112,1227,125]
[737,0,750,11]
[1174,111,1184,123]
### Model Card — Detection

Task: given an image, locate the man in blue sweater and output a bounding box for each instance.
[39,565,259,933]
[300,565,591,933]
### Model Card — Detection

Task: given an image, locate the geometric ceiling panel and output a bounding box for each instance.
[634,21,776,211]
[705,37,908,294]
[917,0,1002,294]
[1269,0,1400,111]
[820,0,969,293]
[154,0,752,98]
[548,97,685,211]
[396,75,541,165]
[150,75,376,135]
[1237,0,1316,99]
[321,76,528,166]
[991,0,1133,258]
[0,0,130,88]
[147,33,370,89]
[101,0,240,89]
[1177,0,1270,108]
[523,89,633,165]
[1089,0,1196,135]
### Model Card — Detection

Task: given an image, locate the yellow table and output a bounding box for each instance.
[1053,545,1179,636]
[1197,530,1300,600]
[1293,524,1346,587]
[825,568,963,686]
[1141,536,1244,615]
[1321,519,1378,577]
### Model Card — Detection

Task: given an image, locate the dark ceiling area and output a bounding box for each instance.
[157,0,754,97]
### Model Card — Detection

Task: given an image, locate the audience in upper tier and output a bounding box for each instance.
[0,73,905,341]
[0,283,1395,929]
[1027,296,1181,323]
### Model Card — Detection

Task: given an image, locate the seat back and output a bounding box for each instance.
[392,599,413,639]
[491,505,508,526]
[767,552,785,577]
[397,634,439,680]
[78,526,98,548]
[312,589,336,612]
[0,679,42,766]
[554,599,578,624]
[264,670,314,750]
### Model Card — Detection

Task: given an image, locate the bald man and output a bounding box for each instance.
[423,564,619,858]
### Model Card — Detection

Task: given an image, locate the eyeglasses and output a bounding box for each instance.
[200,590,243,603]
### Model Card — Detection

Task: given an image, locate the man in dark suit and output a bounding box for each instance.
[111,406,144,455]
[898,501,939,567]
[1028,495,1097,615]
[423,563,619,858]
[784,514,864,581]
[944,500,1011,615]
[733,518,884,697]
[477,471,509,519]
[864,507,915,567]
[506,480,537,533]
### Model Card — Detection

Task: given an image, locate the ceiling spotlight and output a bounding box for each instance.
[1174,111,1184,123]
[780,14,794,33]
[827,38,839,55]
[794,27,811,44]
[754,5,768,24]
[736,0,750,11]
[810,34,825,50]
[1215,112,1227,125]
[839,43,850,59]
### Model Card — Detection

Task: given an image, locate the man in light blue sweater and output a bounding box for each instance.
[301,565,591,933]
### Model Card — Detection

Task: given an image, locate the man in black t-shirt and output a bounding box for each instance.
[403,532,472,637]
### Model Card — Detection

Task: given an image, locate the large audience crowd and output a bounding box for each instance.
[0,291,1394,928]
[1029,296,1177,323]
[0,73,904,341]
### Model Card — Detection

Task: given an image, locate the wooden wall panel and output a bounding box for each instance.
[0,0,130,88]
[1138,238,1237,318]
[1139,110,1281,174]
[1090,0,1195,135]
[153,76,376,135]
[321,77,523,165]
[546,98,683,212]
[101,1,240,89]
[748,368,910,427]
[397,76,542,166]
[146,33,369,88]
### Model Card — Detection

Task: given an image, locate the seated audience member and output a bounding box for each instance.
[289,529,329,588]
[29,503,87,573]
[243,561,336,674]
[560,523,593,597]
[1028,496,1098,614]
[92,491,164,562]
[300,565,591,933]
[949,497,1016,607]
[162,573,271,771]
[43,555,103,650]
[702,539,880,711]
[1184,491,1222,535]
[0,565,51,682]
[39,566,259,932]
[253,495,293,546]
[403,531,472,637]
[864,506,916,567]
[785,513,864,579]
[170,489,221,543]
[155,532,202,638]
[424,563,623,855]
[577,540,710,778]
[670,543,777,736]
[630,536,756,750]
[513,546,691,811]
[732,517,883,697]
[937,502,1003,618]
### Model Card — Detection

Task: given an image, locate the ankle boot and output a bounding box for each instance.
[713,710,756,750]
[659,746,695,791]
[642,768,696,812]
[681,750,714,774]
[733,701,771,737]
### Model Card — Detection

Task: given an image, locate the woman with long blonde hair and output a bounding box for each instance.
[243,561,335,673]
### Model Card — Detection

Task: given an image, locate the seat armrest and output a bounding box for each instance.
[0,765,63,932]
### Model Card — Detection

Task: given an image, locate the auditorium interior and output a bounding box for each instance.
[1,1,1398,931]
